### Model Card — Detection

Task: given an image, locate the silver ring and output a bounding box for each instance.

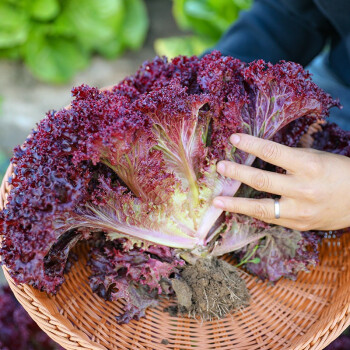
[274,198,280,219]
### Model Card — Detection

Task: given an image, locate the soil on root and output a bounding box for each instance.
[169,257,250,321]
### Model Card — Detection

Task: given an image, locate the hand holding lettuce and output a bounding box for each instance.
[214,133,350,231]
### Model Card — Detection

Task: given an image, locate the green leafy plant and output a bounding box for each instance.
[235,244,260,267]
[154,0,251,58]
[0,0,148,83]
[0,97,5,184]
[0,151,8,185]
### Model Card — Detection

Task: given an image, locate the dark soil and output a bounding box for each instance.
[169,257,250,321]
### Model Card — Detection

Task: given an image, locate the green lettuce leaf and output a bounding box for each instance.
[56,0,125,51]
[24,29,89,83]
[29,0,60,21]
[0,3,29,48]
[154,35,214,58]
[121,0,148,50]
[173,0,251,40]
[155,0,252,58]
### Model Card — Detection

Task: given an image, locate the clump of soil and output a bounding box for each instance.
[170,258,250,321]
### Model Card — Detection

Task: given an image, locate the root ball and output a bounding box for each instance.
[170,258,250,321]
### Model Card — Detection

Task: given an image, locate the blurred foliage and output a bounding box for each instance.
[0,151,8,185]
[0,96,7,184]
[154,0,251,58]
[0,0,148,83]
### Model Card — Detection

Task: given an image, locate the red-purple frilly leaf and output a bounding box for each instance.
[311,122,350,156]
[88,237,183,323]
[0,285,63,349]
[237,227,320,282]
[134,79,209,209]
[241,60,339,139]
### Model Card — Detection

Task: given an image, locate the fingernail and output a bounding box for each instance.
[230,134,240,145]
[217,162,225,173]
[213,199,225,208]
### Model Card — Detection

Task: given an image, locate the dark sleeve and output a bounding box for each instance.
[205,0,331,66]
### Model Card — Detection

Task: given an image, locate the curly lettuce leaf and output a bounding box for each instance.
[0,52,338,293]
[88,237,183,323]
[237,229,320,282]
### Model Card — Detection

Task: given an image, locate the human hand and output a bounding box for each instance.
[213,134,350,231]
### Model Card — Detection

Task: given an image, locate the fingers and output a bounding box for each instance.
[212,195,321,231]
[212,133,328,230]
[213,197,289,222]
[217,161,296,197]
[212,196,298,226]
[230,134,308,172]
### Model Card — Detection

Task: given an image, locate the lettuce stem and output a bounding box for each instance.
[196,154,256,244]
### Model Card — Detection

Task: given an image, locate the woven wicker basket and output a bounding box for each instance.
[1,162,350,350]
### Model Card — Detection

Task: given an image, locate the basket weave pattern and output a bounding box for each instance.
[1,163,350,350]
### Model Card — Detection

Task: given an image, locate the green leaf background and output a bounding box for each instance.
[0,0,251,83]
[155,0,252,58]
[0,0,149,83]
